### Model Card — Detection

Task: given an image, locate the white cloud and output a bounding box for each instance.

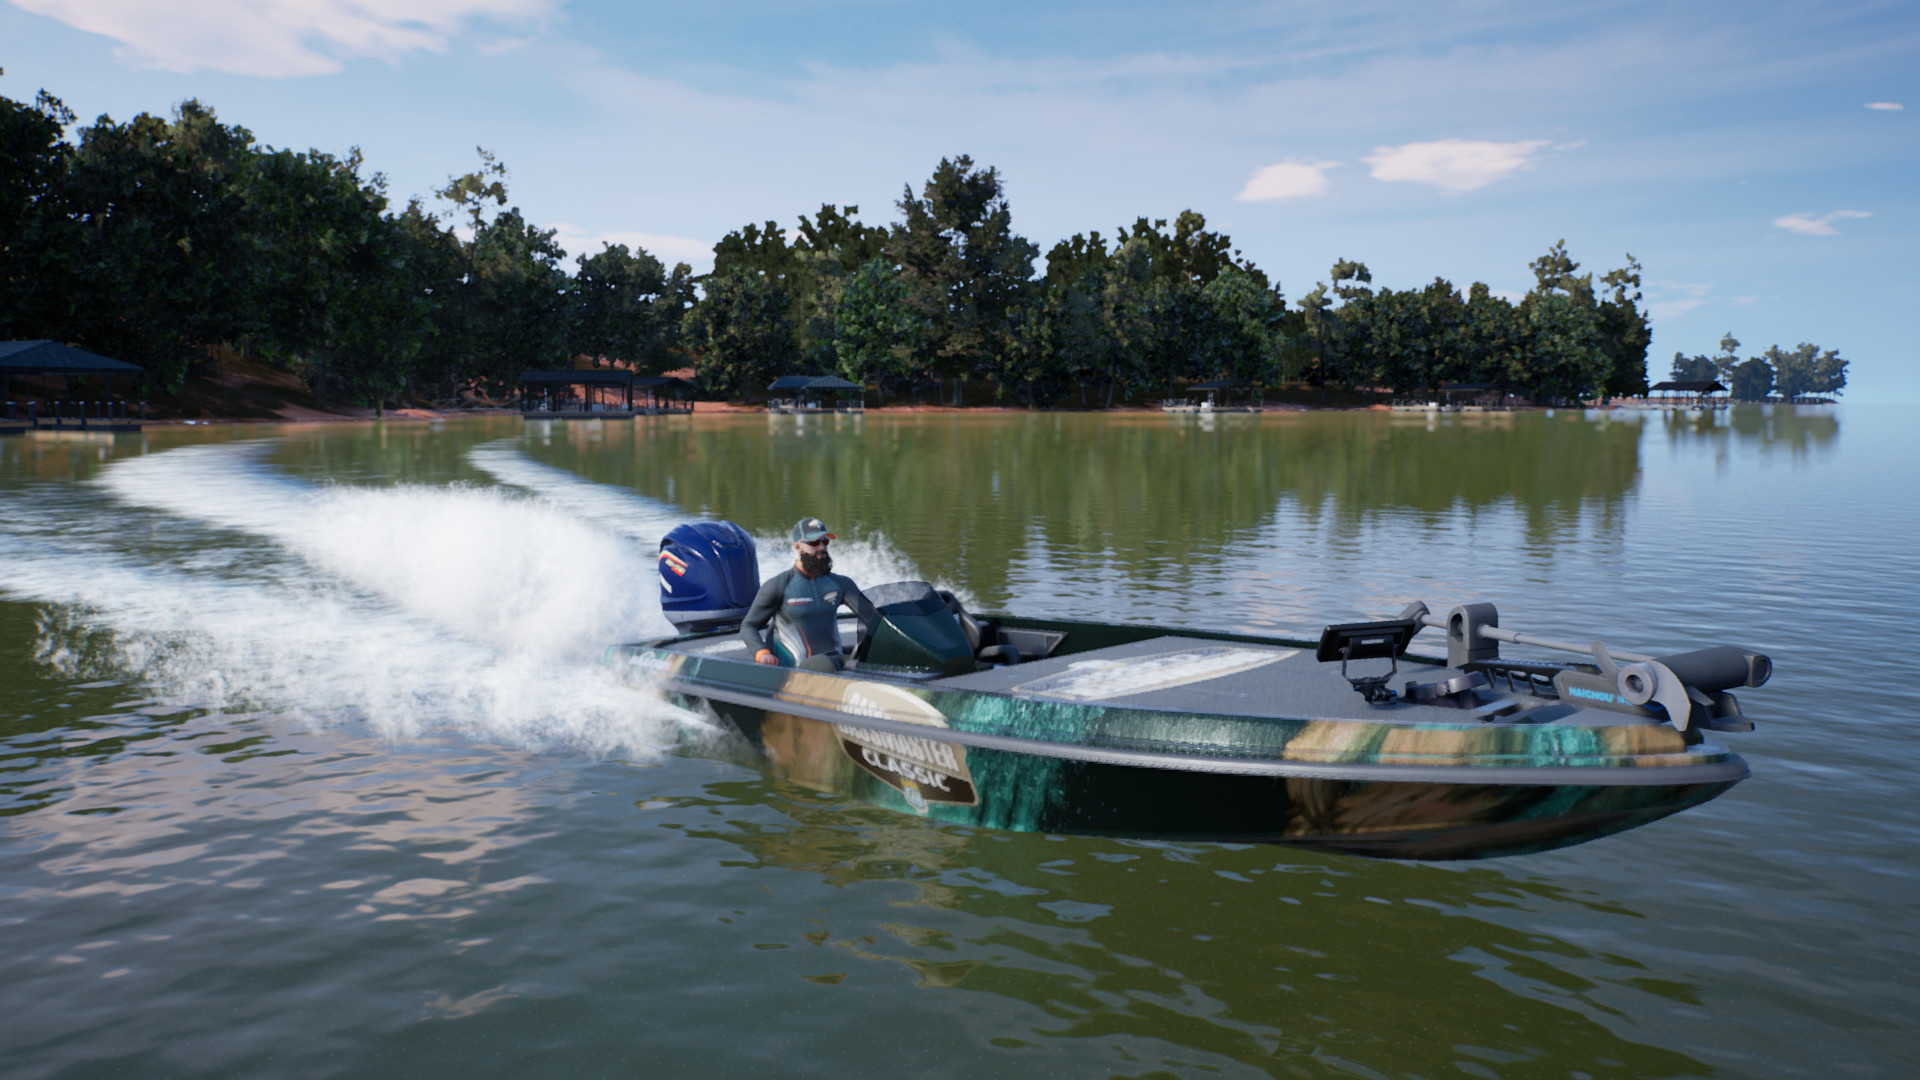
[1865,102,1904,111]
[1773,210,1871,236]
[1645,280,1712,321]
[550,224,713,268]
[1647,298,1708,321]
[9,0,554,77]
[1362,138,1551,192]
[1235,160,1338,202]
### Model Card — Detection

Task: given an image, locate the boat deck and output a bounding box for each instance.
[670,624,1611,726]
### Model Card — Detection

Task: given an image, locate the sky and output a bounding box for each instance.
[2,0,1915,399]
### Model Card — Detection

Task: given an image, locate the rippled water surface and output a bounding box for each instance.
[2,407,1914,1078]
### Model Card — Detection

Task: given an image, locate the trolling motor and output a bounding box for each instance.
[1316,601,1772,730]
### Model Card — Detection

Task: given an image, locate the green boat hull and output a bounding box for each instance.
[696,697,1735,859]
[611,614,1750,860]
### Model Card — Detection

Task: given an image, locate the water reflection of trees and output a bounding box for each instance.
[537,412,1641,606]
[1661,404,1840,460]
[684,776,1710,1077]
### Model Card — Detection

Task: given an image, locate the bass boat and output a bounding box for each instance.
[611,523,1770,859]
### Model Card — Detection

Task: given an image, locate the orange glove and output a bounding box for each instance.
[755,649,779,666]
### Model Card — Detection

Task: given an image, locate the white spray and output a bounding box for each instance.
[2,438,951,760]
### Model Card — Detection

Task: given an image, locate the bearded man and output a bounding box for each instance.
[740,517,879,670]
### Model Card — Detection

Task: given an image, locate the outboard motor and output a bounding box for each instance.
[659,521,759,633]
[854,581,976,677]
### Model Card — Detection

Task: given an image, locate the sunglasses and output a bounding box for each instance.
[798,538,830,549]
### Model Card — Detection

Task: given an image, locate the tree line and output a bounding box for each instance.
[17,85,1824,410]
[1669,334,1847,402]
[2,90,688,406]
[687,156,1657,407]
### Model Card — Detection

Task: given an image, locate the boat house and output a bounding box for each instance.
[1648,380,1728,408]
[518,370,694,418]
[2,340,146,433]
[1440,382,1502,409]
[1164,379,1262,413]
[767,375,867,413]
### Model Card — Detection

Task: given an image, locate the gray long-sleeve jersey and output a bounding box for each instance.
[739,567,879,665]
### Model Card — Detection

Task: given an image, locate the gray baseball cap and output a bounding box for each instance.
[790,517,835,543]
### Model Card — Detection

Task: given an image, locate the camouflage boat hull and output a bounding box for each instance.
[608,616,1748,860]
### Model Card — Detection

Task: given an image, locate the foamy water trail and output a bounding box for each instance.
[1,438,963,758]
[0,443,715,758]
[468,441,962,603]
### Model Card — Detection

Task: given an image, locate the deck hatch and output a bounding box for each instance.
[1011,647,1297,702]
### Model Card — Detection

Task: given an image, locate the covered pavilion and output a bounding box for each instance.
[767,374,867,413]
[1164,378,1262,413]
[1439,382,1502,409]
[1648,380,1728,408]
[2,340,146,432]
[632,376,696,414]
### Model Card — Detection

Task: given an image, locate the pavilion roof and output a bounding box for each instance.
[518,369,633,386]
[767,374,865,392]
[0,340,143,375]
[1650,380,1727,393]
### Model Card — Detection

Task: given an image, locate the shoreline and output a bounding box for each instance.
[119,401,1341,426]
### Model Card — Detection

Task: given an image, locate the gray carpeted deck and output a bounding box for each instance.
[667,622,1602,725]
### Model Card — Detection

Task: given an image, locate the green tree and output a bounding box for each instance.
[393,199,475,403]
[1728,356,1774,401]
[1669,352,1717,382]
[1095,237,1175,406]
[1195,266,1289,384]
[1763,342,1847,401]
[570,243,691,375]
[1811,347,1848,397]
[888,156,1039,390]
[1024,265,1113,407]
[243,145,426,409]
[423,152,571,398]
[1462,283,1523,393]
[1764,344,1812,401]
[53,100,263,387]
[1373,279,1472,396]
[1596,257,1650,397]
[681,269,798,399]
[1711,333,1741,383]
[1513,292,1607,403]
[1298,260,1375,393]
[1515,242,1608,403]
[466,207,571,395]
[0,91,77,342]
[831,256,923,400]
[710,204,891,375]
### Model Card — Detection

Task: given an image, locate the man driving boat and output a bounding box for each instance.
[741,517,879,670]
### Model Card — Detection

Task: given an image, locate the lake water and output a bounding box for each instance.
[2,406,1914,1078]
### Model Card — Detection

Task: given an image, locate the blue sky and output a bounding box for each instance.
[3,0,1915,399]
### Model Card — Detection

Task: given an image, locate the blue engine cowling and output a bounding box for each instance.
[659,521,759,633]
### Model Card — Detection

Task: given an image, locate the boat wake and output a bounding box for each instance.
[0,444,688,758]
[0,440,957,759]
